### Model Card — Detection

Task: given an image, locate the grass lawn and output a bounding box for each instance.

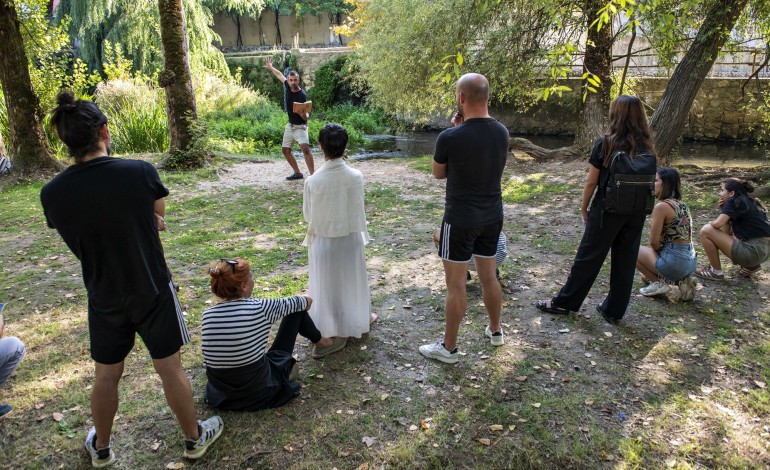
[0,153,768,469]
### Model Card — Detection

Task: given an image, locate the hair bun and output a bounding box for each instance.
[56,90,76,109]
[744,181,755,193]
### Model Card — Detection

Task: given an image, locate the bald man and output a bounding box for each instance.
[419,73,510,364]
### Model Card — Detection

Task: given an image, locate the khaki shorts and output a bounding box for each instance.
[731,237,770,267]
[282,123,309,148]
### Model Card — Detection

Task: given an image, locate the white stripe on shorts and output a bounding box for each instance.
[169,281,191,345]
[440,221,451,260]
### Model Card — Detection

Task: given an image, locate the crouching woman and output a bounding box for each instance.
[202,258,333,411]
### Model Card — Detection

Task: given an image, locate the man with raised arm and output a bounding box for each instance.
[419,73,510,364]
[265,61,316,180]
[40,91,223,467]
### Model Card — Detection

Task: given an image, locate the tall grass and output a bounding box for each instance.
[95,79,169,154]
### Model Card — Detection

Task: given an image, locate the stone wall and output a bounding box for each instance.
[493,77,767,141]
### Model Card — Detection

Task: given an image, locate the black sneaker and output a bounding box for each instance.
[596,305,621,325]
[286,172,303,181]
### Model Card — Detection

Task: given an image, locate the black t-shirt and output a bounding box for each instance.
[434,117,509,227]
[284,81,308,125]
[721,196,770,240]
[41,157,171,313]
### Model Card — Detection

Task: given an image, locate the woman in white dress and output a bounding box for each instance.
[303,123,373,358]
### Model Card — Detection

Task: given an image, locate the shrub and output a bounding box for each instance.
[95,79,169,154]
[308,56,349,110]
[228,53,300,103]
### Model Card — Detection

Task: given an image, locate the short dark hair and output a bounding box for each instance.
[287,70,299,78]
[50,90,108,161]
[318,123,348,159]
[657,167,682,200]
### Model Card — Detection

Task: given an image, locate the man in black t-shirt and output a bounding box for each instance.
[265,61,316,180]
[419,73,510,364]
[41,92,222,467]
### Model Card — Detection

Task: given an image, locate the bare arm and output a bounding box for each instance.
[710,213,731,231]
[581,166,601,224]
[0,313,4,338]
[649,202,674,252]
[264,61,287,83]
[154,198,166,231]
[433,161,447,180]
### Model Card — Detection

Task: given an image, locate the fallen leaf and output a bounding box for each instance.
[604,332,613,337]
[666,459,677,468]
[420,419,431,430]
[151,441,161,452]
[283,444,293,453]
[337,450,351,457]
[34,403,44,410]
[532,403,541,408]
[166,463,185,469]
[362,436,377,448]
[489,425,504,432]
[357,464,369,470]
[52,412,64,422]
[316,374,324,379]
[559,328,570,334]
[478,438,491,446]
[580,427,589,432]
[380,393,389,401]
[585,399,594,406]
[508,425,516,431]
[515,376,528,382]
[409,425,418,431]
[755,380,767,389]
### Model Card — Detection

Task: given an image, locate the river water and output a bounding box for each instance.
[348,132,769,167]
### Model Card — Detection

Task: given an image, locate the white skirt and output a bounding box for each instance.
[308,232,371,338]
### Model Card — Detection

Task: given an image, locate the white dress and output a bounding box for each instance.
[303,158,371,338]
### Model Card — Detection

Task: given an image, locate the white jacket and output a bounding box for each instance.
[302,158,370,246]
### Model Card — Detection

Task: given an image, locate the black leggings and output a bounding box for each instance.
[268,310,322,354]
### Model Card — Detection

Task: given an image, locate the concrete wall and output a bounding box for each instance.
[213,11,344,48]
[493,77,768,141]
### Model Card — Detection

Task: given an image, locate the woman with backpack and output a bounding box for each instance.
[536,95,656,324]
[695,178,770,280]
[635,168,697,300]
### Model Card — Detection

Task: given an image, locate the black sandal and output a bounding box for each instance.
[535,299,573,316]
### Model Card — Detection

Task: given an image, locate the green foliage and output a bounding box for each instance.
[229,53,300,103]
[95,79,169,154]
[55,0,230,77]
[307,56,349,109]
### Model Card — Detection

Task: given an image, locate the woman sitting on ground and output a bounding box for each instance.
[201,258,333,411]
[303,123,375,358]
[695,178,770,280]
[635,168,697,300]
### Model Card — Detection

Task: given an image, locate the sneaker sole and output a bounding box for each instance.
[90,452,116,468]
[418,347,458,364]
[183,422,224,459]
[485,328,504,346]
[640,289,671,297]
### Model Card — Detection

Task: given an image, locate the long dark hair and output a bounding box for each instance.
[657,167,682,200]
[723,177,766,212]
[601,95,655,167]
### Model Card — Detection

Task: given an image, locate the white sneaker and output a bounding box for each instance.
[678,276,696,301]
[485,325,504,346]
[84,427,116,468]
[184,416,224,459]
[640,280,671,296]
[419,341,458,364]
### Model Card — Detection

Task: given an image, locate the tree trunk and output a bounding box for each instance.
[649,0,748,162]
[508,0,613,162]
[574,0,613,153]
[234,14,242,48]
[157,0,199,158]
[274,7,282,45]
[0,0,60,174]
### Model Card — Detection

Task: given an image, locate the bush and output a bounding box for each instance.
[228,53,300,104]
[308,56,349,110]
[95,79,169,154]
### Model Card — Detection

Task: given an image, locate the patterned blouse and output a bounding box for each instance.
[660,198,692,244]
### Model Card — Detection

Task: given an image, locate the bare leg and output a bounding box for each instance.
[442,260,469,351]
[300,143,315,175]
[474,256,501,333]
[282,147,301,174]
[152,352,199,440]
[699,224,735,270]
[91,361,124,449]
[636,245,659,281]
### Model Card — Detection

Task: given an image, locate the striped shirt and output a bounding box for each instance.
[202,296,309,369]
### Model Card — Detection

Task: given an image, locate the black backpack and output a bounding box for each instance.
[602,150,657,215]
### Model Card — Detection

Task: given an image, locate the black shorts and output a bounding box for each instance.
[88,280,191,364]
[438,220,503,262]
